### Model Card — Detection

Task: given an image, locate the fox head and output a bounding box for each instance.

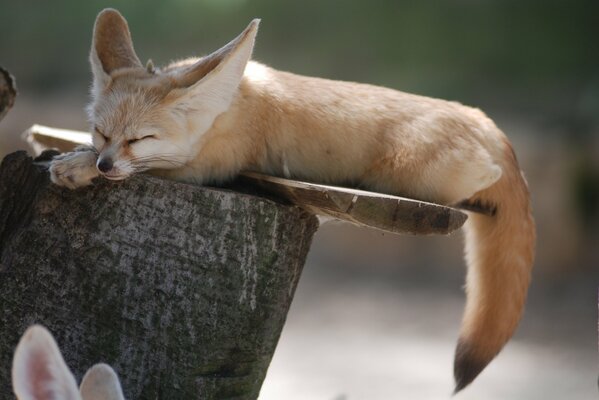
[87,9,259,180]
[12,325,125,400]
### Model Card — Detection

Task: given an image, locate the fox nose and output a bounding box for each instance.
[97,158,113,173]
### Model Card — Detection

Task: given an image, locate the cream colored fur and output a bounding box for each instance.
[12,325,125,400]
[49,8,535,391]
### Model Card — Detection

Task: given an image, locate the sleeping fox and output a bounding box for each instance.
[49,8,535,392]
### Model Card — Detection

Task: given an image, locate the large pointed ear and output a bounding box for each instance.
[170,19,260,113]
[80,364,125,400]
[90,8,142,92]
[12,325,81,400]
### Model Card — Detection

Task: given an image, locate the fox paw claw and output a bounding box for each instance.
[49,150,99,189]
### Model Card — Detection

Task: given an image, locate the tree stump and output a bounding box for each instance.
[0,67,16,122]
[0,151,318,399]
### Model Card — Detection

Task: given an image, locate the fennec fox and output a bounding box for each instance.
[50,9,535,391]
[12,325,125,400]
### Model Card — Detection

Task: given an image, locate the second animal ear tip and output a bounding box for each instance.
[21,324,52,343]
[87,363,119,375]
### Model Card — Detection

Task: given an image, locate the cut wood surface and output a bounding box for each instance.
[0,151,318,399]
[23,125,468,235]
[0,67,16,122]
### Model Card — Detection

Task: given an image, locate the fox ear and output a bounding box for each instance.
[170,19,260,112]
[90,8,142,91]
[12,325,81,400]
[80,364,125,400]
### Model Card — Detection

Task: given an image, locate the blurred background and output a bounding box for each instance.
[1,1,597,399]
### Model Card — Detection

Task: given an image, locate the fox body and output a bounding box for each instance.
[12,325,125,400]
[50,9,535,391]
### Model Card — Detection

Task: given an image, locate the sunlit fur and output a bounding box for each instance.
[51,8,535,391]
[12,325,125,400]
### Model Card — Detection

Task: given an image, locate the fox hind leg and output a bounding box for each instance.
[361,146,502,207]
[424,149,503,205]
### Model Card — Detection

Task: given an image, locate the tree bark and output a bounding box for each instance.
[0,67,16,122]
[0,151,318,399]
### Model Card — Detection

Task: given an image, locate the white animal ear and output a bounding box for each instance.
[80,364,125,400]
[170,19,260,114]
[12,325,81,400]
[90,8,142,93]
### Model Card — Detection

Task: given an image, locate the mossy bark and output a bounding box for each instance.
[0,151,318,399]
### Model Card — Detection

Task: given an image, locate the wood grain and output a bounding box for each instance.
[235,173,466,235]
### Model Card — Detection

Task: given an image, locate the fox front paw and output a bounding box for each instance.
[49,150,100,189]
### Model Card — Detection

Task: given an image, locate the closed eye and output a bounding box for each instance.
[94,127,109,142]
[127,135,156,145]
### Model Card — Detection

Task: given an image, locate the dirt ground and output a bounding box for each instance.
[260,224,597,400]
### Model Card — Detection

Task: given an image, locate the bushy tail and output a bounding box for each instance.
[453,141,536,392]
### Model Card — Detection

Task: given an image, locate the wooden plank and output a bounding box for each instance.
[22,124,468,235]
[23,124,92,155]
[236,173,467,235]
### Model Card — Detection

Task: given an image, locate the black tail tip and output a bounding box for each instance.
[453,339,490,394]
